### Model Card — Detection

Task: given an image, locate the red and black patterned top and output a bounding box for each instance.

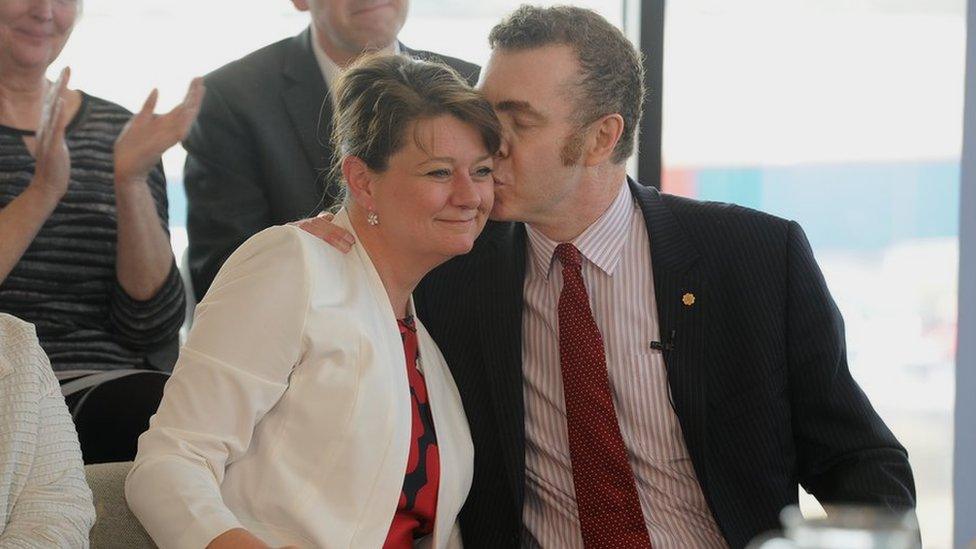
[383,316,440,548]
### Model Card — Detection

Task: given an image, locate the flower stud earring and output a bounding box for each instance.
[367,210,379,226]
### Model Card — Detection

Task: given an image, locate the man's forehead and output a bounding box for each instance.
[478,46,578,104]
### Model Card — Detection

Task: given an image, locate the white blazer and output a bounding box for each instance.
[126,211,473,549]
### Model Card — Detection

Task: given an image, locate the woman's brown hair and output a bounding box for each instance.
[330,54,501,187]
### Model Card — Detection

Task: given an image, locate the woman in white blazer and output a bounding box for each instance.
[125,55,501,549]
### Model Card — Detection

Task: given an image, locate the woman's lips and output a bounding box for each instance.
[352,2,393,16]
[14,27,53,41]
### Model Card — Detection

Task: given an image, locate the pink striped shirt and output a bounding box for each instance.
[521,181,727,548]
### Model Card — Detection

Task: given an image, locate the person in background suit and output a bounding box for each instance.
[183,0,480,301]
[300,6,916,548]
[127,55,500,549]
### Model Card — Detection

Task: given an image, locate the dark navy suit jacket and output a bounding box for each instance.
[416,179,915,549]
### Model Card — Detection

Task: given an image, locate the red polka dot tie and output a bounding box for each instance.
[555,243,653,549]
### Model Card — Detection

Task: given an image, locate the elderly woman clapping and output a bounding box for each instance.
[0,0,201,372]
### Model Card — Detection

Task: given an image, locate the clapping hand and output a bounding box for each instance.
[114,77,205,186]
[30,67,72,201]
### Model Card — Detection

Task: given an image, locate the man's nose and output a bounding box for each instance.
[496,137,510,159]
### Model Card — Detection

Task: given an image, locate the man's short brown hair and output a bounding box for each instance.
[489,5,645,164]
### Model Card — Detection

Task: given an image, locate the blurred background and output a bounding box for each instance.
[49,1,966,547]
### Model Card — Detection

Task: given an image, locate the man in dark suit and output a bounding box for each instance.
[301,6,916,548]
[183,0,478,300]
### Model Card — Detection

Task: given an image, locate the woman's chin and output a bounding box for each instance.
[430,237,476,259]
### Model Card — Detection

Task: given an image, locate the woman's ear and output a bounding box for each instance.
[342,156,378,211]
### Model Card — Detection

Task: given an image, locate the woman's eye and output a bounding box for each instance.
[427,169,451,178]
[474,166,493,177]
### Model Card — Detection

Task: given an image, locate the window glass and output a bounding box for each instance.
[662,2,964,546]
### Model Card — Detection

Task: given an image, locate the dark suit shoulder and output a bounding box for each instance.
[661,191,790,231]
[401,46,480,85]
[660,192,793,256]
[204,35,293,90]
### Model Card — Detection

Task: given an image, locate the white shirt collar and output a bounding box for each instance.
[526,178,635,280]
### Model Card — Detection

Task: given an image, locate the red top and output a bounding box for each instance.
[383,317,441,548]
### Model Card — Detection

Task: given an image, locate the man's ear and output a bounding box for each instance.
[291,0,310,12]
[342,156,378,211]
[582,113,625,167]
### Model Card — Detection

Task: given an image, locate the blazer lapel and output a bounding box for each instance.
[415,322,474,549]
[630,179,712,494]
[476,222,528,510]
[281,28,333,191]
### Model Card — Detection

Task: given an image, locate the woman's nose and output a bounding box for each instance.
[29,0,55,20]
[451,173,481,208]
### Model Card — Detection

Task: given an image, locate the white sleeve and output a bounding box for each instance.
[0,320,95,548]
[125,226,313,549]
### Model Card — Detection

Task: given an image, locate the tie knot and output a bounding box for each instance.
[554,243,582,270]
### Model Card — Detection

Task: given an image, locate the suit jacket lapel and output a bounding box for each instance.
[630,179,712,495]
[476,222,527,509]
[281,28,333,192]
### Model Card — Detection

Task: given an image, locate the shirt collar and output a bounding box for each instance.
[309,25,400,100]
[526,178,635,280]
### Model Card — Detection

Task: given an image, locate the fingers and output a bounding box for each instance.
[51,97,69,144]
[293,215,356,253]
[177,77,205,135]
[183,77,205,108]
[56,66,71,95]
[38,97,64,155]
[139,88,159,118]
[148,77,204,143]
[37,67,70,145]
[161,78,204,119]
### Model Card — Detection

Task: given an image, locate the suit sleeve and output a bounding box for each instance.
[125,226,311,549]
[183,80,273,302]
[786,220,916,509]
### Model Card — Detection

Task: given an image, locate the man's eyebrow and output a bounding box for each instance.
[494,100,547,121]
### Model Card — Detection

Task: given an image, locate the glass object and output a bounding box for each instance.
[749,505,921,549]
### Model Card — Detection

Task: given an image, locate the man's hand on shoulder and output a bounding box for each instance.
[291,212,356,253]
